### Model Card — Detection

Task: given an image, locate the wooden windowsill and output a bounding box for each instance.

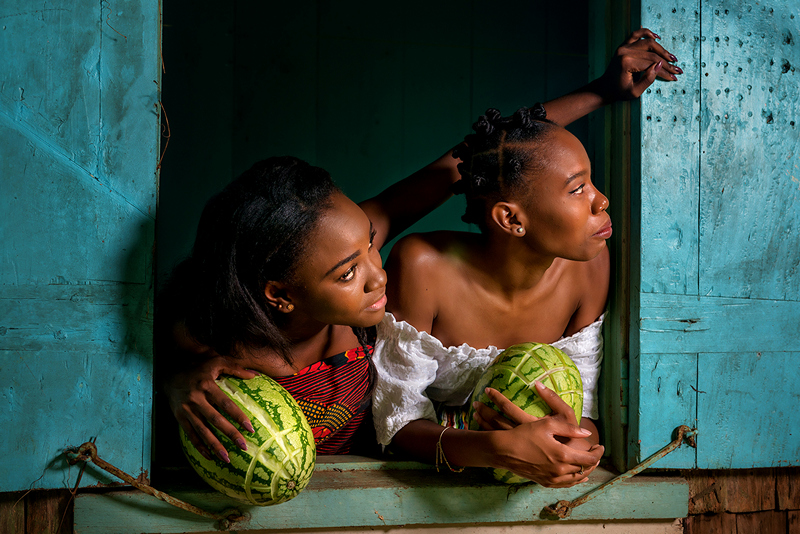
[74,456,688,533]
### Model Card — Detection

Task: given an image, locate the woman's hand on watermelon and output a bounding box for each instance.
[165,355,260,463]
[477,383,603,487]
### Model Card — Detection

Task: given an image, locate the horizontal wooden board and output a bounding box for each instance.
[639,293,799,354]
[74,463,688,533]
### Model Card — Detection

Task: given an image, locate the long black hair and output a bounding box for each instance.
[159,156,343,364]
[452,104,557,231]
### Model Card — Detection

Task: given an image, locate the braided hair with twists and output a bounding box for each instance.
[452,104,557,231]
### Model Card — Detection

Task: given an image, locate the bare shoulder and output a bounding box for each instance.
[384,231,469,327]
[385,231,466,275]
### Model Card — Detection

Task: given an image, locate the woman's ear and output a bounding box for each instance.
[264,281,294,313]
[490,201,527,237]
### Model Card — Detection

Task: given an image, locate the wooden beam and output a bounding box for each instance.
[74,462,688,533]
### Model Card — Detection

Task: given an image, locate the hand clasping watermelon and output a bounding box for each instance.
[180,375,316,505]
[467,342,583,484]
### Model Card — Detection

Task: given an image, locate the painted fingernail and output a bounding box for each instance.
[654,33,661,39]
[671,74,678,81]
[219,450,231,463]
[236,439,248,451]
[244,421,255,433]
[670,54,677,62]
[676,66,683,74]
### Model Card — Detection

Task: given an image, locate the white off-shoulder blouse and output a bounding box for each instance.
[372,312,604,446]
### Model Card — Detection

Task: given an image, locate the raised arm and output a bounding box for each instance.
[543,28,682,126]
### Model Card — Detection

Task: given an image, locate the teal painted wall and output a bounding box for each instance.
[631,0,800,469]
[0,0,161,491]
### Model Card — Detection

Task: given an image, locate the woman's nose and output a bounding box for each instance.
[365,255,387,292]
[593,189,609,214]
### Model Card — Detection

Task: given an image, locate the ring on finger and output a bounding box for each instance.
[578,465,585,476]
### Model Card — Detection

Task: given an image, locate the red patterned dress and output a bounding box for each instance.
[273,345,377,455]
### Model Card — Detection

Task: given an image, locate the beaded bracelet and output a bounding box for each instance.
[435,426,465,473]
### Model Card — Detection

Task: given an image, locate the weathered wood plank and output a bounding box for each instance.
[73,466,688,533]
[629,353,698,469]
[0,0,159,492]
[0,491,25,534]
[735,510,788,534]
[686,469,777,514]
[778,467,800,510]
[639,0,701,296]
[684,512,737,534]
[697,352,800,469]
[790,510,800,534]
[639,293,800,354]
[26,489,74,534]
[700,0,800,302]
[592,0,634,473]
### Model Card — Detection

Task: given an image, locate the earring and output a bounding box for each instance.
[516,227,525,234]
[286,303,294,312]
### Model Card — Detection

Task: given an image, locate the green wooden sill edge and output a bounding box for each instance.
[74,456,689,533]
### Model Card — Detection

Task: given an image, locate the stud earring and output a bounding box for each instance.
[286,303,294,312]
[516,227,525,234]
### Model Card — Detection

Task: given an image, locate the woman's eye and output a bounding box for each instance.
[340,266,356,282]
[368,229,377,250]
[570,184,585,195]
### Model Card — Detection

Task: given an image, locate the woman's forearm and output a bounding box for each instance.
[390,419,497,468]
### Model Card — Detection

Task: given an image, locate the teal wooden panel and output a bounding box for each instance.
[0,0,100,176]
[630,353,697,469]
[639,293,799,354]
[74,462,689,533]
[700,0,800,301]
[697,351,800,468]
[633,0,800,471]
[0,0,159,491]
[640,1,701,296]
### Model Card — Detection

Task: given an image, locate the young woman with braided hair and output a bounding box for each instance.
[371,103,614,487]
[161,29,680,467]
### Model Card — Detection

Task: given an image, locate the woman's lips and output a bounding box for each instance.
[593,221,613,238]
[368,294,387,311]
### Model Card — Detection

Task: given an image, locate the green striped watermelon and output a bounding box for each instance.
[180,375,316,505]
[467,342,583,484]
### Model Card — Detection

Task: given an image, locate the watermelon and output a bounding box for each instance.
[180,375,316,505]
[467,342,583,484]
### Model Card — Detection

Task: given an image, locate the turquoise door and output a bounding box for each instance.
[621,0,800,469]
[0,0,161,491]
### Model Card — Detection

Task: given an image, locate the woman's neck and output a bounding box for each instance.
[468,233,557,299]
